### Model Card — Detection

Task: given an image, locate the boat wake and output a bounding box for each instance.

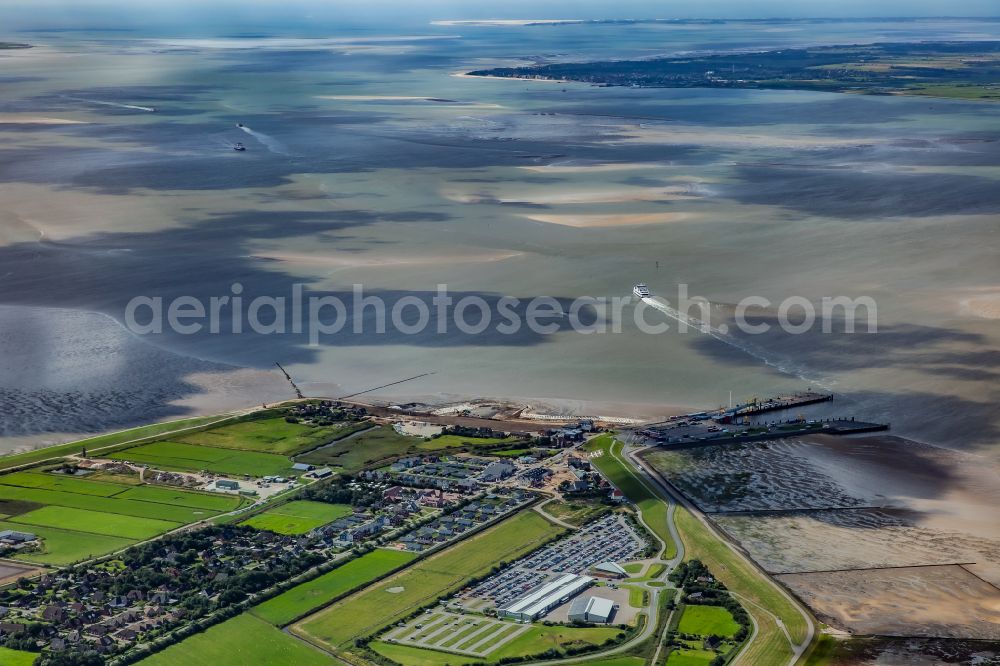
[237,125,289,155]
[67,96,156,112]
[641,295,833,389]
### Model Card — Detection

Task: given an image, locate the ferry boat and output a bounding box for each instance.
[233,142,246,151]
[633,283,650,298]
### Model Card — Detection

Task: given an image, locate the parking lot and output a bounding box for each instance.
[460,513,646,610]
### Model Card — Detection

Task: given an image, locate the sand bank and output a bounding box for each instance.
[0,114,86,125]
[517,162,665,173]
[520,212,700,228]
[250,249,524,268]
[615,127,880,149]
[432,19,580,26]
[443,186,702,205]
[958,291,1000,319]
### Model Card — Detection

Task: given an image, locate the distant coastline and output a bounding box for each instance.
[466,40,1000,101]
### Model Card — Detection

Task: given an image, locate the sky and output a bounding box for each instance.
[0,0,998,33]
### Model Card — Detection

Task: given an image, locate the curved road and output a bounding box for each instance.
[622,441,815,666]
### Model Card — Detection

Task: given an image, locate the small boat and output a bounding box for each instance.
[233,142,246,151]
[236,122,244,128]
[633,283,650,298]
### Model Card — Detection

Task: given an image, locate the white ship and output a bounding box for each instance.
[633,283,650,298]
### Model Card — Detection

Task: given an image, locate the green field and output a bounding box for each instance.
[115,485,243,511]
[677,605,740,637]
[492,625,621,660]
[0,484,223,523]
[416,434,520,450]
[370,625,620,666]
[10,505,180,540]
[296,426,525,474]
[295,510,562,649]
[543,498,611,527]
[111,441,294,477]
[490,448,532,457]
[666,648,718,665]
[586,436,676,559]
[626,585,646,608]
[0,466,241,563]
[566,657,646,666]
[371,641,484,666]
[252,549,419,626]
[0,415,228,473]
[139,613,334,666]
[0,471,131,496]
[174,418,365,456]
[0,520,135,565]
[0,647,40,666]
[241,501,352,535]
[295,426,424,473]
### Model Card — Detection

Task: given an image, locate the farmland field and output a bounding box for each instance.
[297,426,524,474]
[110,441,294,477]
[241,500,352,535]
[115,485,243,512]
[0,465,241,562]
[294,510,562,649]
[0,415,227,473]
[295,426,423,473]
[0,484,224,522]
[139,613,334,666]
[252,548,418,625]
[0,520,135,565]
[174,417,364,455]
[677,605,741,637]
[10,505,180,540]
[0,471,131,497]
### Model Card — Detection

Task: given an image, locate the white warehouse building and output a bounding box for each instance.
[568,596,615,624]
[499,574,594,622]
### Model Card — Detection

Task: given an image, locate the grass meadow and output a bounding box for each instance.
[251,548,418,626]
[138,614,334,666]
[241,500,352,535]
[294,510,562,649]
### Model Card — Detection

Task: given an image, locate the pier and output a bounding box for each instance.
[635,417,888,449]
[717,391,833,423]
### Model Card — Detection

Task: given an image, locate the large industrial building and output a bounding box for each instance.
[568,596,615,624]
[499,574,593,621]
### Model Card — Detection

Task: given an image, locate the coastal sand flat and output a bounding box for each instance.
[249,250,524,268]
[614,127,881,149]
[0,114,87,125]
[517,162,667,173]
[778,564,1000,639]
[520,212,700,228]
[442,186,702,205]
